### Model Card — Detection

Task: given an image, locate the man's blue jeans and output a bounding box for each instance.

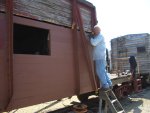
[95,59,112,88]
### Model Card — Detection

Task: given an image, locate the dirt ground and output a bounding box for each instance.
[5,87,150,113]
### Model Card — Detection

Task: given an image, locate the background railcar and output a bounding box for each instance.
[111,33,150,74]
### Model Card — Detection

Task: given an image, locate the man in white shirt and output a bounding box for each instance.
[90,26,112,90]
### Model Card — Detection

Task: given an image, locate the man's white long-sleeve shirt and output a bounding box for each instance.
[90,33,106,60]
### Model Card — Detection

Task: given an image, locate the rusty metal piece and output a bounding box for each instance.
[133,78,142,92]
[73,104,88,113]
[5,0,14,109]
[114,83,131,99]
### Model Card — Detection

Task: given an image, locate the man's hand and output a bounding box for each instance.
[88,32,94,39]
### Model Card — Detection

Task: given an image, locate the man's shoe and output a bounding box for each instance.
[109,86,113,89]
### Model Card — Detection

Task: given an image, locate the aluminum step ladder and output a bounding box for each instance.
[99,89,126,113]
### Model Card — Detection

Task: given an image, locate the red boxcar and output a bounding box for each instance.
[0,0,98,111]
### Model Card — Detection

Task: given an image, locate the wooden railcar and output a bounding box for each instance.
[0,0,98,111]
[111,33,150,74]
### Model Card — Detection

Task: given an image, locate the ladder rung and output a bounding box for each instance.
[117,110,125,113]
[111,99,117,103]
[136,79,141,81]
[99,89,126,113]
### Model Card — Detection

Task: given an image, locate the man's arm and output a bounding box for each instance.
[90,34,103,46]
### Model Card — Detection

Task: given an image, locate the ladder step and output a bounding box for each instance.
[117,110,125,113]
[111,99,117,103]
[99,89,126,113]
[136,78,141,81]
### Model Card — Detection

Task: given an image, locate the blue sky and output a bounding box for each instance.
[87,0,150,49]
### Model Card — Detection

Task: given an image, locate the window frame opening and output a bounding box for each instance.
[13,23,50,55]
[137,46,146,53]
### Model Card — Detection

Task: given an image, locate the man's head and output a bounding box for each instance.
[93,25,101,36]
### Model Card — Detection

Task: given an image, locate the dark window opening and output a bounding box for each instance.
[13,23,50,55]
[118,48,127,57]
[137,46,146,53]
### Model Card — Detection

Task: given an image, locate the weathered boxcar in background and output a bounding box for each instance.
[0,0,98,111]
[111,33,150,83]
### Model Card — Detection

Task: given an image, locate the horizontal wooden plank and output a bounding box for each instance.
[0,0,93,31]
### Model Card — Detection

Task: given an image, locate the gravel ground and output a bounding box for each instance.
[5,87,150,113]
